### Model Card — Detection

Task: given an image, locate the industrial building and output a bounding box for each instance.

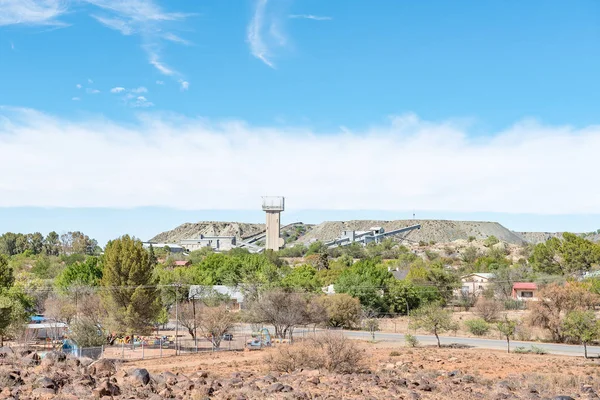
[180,235,237,252]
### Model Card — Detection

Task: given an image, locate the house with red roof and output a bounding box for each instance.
[512,282,538,301]
[173,260,191,267]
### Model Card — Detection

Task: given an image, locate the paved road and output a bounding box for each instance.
[339,330,600,358]
[237,325,599,357]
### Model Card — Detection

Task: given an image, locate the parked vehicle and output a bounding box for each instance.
[222,333,233,341]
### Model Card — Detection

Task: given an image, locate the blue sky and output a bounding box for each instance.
[0,0,599,244]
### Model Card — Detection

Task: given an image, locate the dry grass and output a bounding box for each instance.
[266,332,365,373]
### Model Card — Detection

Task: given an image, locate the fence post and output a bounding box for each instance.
[142,341,144,360]
[121,342,124,360]
[101,345,104,359]
[159,340,162,358]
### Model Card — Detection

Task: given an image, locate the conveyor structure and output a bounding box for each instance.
[324,224,421,248]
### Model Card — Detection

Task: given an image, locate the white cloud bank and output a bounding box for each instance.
[0,107,598,213]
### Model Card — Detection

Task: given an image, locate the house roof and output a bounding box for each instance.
[188,285,244,303]
[391,269,410,280]
[174,260,190,266]
[513,282,537,290]
[27,323,68,329]
[462,273,495,280]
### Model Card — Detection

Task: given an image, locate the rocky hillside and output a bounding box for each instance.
[298,219,527,245]
[151,219,537,245]
[150,222,266,243]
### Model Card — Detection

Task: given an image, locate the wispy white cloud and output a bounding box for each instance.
[91,15,134,35]
[0,0,68,27]
[115,89,153,107]
[156,80,164,85]
[247,0,274,68]
[10,42,14,50]
[84,0,192,79]
[131,96,153,108]
[178,80,189,91]
[87,78,94,84]
[163,32,192,46]
[76,84,82,89]
[148,51,175,76]
[289,14,332,21]
[86,88,100,94]
[1,108,599,214]
[71,97,80,101]
[110,87,125,93]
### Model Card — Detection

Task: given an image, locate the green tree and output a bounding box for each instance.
[55,256,103,292]
[306,241,328,256]
[529,238,562,274]
[528,282,599,342]
[409,302,457,347]
[30,232,44,255]
[385,279,439,315]
[44,231,61,256]
[0,255,15,290]
[318,293,361,329]
[562,310,599,358]
[334,258,391,312]
[101,235,161,335]
[424,266,460,304]
[559,233,600,274]
[496,316,517,353]
[281,265,322,292]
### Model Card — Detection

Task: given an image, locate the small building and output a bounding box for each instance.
[180,235,237,252]
[143,243,186,253]
[388,267,410,281]
[26,322,68,340]
[512,282,538,301]
[322,284,336,295]
[459,273,495,297]
[173,260,191,267]
[189,285,245,310]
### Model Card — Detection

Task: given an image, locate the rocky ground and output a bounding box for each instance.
[1,343,599,399]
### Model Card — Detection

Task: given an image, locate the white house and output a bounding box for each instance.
[458,273,495,297]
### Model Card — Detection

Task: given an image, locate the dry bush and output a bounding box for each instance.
[474,297,503,322]
[266,333,364,374]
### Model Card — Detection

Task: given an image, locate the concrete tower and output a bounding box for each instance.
[262,196,285,251]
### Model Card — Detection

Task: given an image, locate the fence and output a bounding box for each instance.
[102,334,252,360]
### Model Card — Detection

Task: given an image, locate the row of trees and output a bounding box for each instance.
[0,231,98,257]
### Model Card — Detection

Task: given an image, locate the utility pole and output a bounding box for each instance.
[192,296,197,348]
[174,284,179,356]
[406,298,410,334]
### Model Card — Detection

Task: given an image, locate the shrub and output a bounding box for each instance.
[425,250,439,261]
[484,236,499,247]
[530,345,547,355]
[464,318,490,336]
[512,345,547,355]
[468,236,476,243]
[503,299,525,310]
[515,325,532,341]
[474,297,503,322]
[69,319,105,347]
[389,350,401,357]
[266,333,364,373]
[405,333,419,347]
